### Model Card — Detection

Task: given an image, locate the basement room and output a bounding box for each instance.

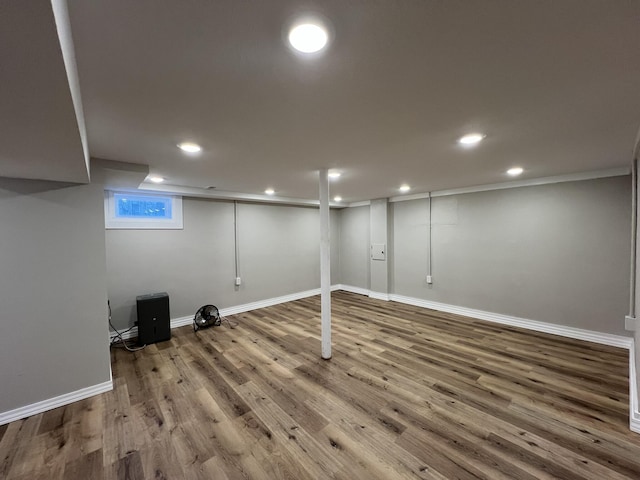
[1,1,640,478]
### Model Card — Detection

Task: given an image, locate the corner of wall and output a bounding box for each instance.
[631,341,640,434]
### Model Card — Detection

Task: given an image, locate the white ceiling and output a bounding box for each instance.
[2,1,639,202]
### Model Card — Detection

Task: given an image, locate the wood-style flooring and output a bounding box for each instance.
[1,291,639,479]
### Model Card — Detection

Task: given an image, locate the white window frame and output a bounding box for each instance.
[104,190,183,229]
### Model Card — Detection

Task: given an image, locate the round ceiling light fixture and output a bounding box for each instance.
[399,184,411,193]
[333,196,342,202]
[177,142,202,153]
[328,171,341,179]
[507,167,524,176]
[288,22,329,53]
[265,188,275,195]
[458,133,485,147]
[148,176,164,183]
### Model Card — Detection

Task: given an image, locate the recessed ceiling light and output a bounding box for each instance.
[328,171,341,179]
[265,188,275,195]
[288,23,328,53]
[334,196,342,202]
[177,142,202,153]
[507,167,524,176]
[148,176,164,183]
[399,184,411,193]
[458,133,485,147]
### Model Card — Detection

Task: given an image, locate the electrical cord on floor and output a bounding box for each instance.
[220,316,239,329]
[108,301,146,352]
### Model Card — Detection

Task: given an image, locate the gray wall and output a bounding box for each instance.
[339,176,631,336]
[391,176,631,335]
[238,202,339,301]
[0,178,112,414]
[338,205,370,289]
[106,198,340,330]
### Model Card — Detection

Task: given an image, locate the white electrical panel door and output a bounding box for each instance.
[371,243,386,260]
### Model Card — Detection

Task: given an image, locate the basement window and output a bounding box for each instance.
[104,191,183,229]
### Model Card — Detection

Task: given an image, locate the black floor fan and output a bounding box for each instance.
[193,304,220,331]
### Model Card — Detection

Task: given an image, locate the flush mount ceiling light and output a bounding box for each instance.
[288,22,328,53]
[333,196,342,202]
[507,167,524,176]
[399,184,411,193]
[177,142,202,153]
[328,171,341,179]
[458,133,485,147]
[148,176,164,183]
[265,188,275,195]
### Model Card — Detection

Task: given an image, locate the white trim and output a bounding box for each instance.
[138,183,346,209]
[389,293,633,349]
[334,286,633,348]
[388,192,437,203]
[169,315,193,329]
[110,286,344,341]
[220,288,323,316]
[115,285,631,348]
[369,291,390,301]
[346,200,371,208]
[335,284,370,297]
[139,169,629,209]
[0,380,113,426]
[110,325,138,341]
[630,341,640,434]
[387,167,630,203]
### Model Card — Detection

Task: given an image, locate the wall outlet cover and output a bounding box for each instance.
[625,315,636,331]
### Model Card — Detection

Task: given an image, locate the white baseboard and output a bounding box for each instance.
[369,291,390,301]
[336,286,632,349]
[220,287,329,316]
[116,286,629,350]
[334,284,370,297]
[630,341,640,434]
[110,325,138,341]
[169,315,194,329]
[389,293,633,349]
[110,286,344,341]
[0,380,113,426]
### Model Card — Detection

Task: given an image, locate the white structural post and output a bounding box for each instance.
[319,169,332,359]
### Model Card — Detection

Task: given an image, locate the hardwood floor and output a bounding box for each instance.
[2,291,640,479]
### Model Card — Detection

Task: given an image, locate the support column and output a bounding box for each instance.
[319,169,332,359]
